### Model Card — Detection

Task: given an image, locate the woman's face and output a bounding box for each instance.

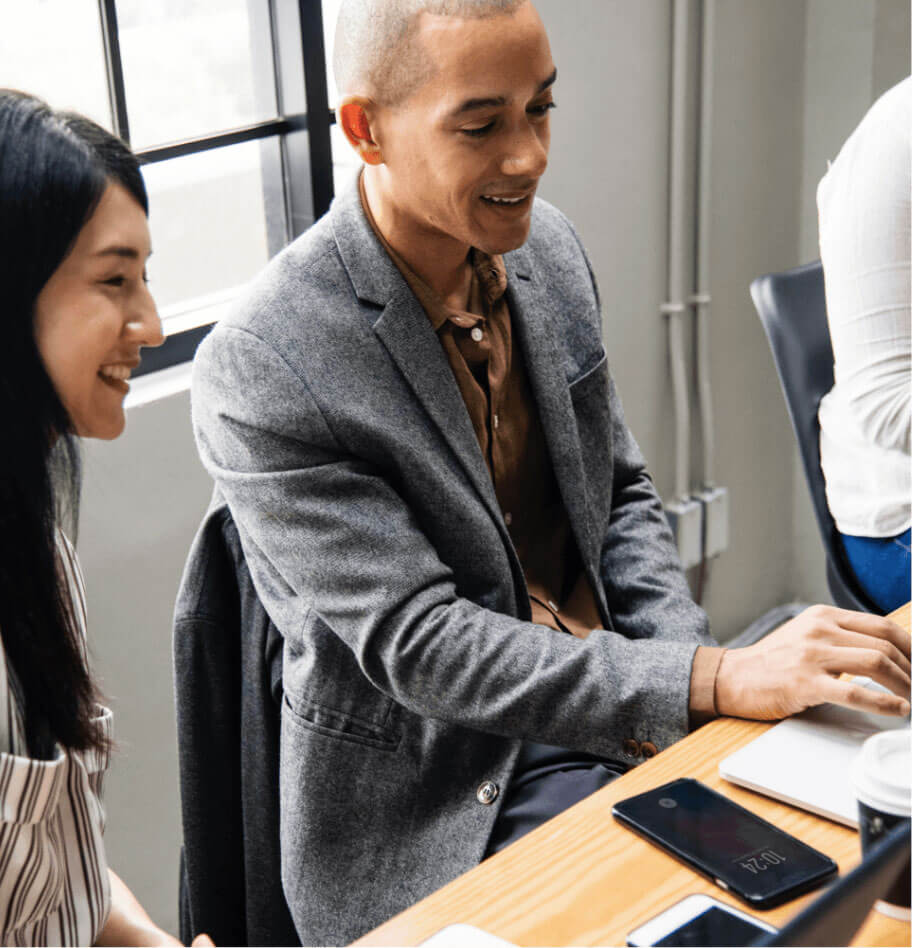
[33,181,163,439]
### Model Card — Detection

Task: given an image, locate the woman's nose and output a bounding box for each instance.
[127,288,164,349]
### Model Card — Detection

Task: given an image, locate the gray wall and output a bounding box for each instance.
[74,0,910,933]
[538,0,809,635]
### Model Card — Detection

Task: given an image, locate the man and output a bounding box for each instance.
[191,2,911,943]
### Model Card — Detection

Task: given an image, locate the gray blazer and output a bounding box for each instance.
[191,179,714,945]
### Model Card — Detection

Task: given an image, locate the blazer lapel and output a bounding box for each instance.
[331,181,501,520]
[372,291,501,518]
[504,248,595,565]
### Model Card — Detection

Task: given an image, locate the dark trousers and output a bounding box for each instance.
[484,744,626,857]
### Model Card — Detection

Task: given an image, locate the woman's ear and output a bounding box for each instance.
[338,98,383,166]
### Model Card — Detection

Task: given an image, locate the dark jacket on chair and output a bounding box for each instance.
[173,495,300,947]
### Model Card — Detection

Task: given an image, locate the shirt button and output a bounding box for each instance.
[504,512,513,526]
[476,780,499,805]
[641,741,658,759]
[493,413,500,429]
[470,327,484,342]
[622,739,641,758]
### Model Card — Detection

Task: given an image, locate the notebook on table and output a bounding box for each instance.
[719,678,910,827]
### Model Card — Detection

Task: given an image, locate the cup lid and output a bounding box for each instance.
[852,729,911,817]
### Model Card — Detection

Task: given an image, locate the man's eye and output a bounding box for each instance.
[529,101,556,117]
[461,121,495,138]
[103,276,126,287]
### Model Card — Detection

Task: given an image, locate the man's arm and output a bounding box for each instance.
[565,213,909,723]
[598,373,711,644]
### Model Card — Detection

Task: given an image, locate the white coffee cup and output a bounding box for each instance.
[851,728,911,921]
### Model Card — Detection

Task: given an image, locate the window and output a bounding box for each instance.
[1,0,336,376]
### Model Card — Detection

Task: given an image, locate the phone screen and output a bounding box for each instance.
[651,907,770,946]
[613,779,837,907]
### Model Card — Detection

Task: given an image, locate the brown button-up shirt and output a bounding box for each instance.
[359,176,722,721]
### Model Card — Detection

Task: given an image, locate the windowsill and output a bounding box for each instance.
[125,361,193,410]
[124,285,246,409]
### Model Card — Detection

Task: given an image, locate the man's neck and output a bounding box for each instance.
[362,168,473,310]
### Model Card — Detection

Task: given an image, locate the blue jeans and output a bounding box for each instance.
[840,527,911,613]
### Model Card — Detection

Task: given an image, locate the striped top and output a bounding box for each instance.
[0,532,112,946]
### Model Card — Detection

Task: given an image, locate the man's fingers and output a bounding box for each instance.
[819,675,911,717]
[819,645,911,699]
[826,607,910,658]
[814,628,912,680]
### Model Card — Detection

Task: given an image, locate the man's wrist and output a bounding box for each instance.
[688,645,726,729]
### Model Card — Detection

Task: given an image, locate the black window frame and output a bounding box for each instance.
[95,0,335,377]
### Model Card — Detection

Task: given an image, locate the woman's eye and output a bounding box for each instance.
[461,121,495,138]
[103,275,126,287]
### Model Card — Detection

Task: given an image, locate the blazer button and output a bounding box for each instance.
[641,741,658,759]
[622,739,641,758]
[476,780,499,805]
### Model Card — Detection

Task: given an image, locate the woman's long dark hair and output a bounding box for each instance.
[0,90,148,754]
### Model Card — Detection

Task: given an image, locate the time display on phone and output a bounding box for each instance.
[737,848,787,874]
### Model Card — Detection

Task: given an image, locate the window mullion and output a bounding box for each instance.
[97,0,131,143]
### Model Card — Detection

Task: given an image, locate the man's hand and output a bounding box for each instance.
[715,605,911,720]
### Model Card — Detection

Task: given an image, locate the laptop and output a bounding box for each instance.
[719,678,910,827]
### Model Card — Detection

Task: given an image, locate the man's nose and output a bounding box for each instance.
[500,124,548,178]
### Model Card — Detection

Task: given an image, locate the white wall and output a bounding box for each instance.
[73,0,910,933]
[79,392,212,932]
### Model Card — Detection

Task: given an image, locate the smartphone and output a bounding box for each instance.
[626,893,776,946]
[612,778,837,909]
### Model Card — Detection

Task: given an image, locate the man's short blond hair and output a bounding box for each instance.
[333,0,526,106]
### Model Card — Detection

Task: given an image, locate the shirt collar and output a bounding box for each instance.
[358,172,507,332]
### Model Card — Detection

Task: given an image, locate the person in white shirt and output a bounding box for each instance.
[817,76,911,613]
[0,90,213,947]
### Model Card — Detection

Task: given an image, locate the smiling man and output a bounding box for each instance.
[190,1,911,943]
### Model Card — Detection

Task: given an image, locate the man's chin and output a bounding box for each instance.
[474,224,533,256]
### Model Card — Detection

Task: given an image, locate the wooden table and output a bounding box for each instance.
[356,603,910,947]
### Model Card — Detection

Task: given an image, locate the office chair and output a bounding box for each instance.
[750,260,879,614]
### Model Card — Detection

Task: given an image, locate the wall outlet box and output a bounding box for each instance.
[696,485,729,559]
[665,497,703,570]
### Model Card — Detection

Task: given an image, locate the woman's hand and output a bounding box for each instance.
[95,869,215,946]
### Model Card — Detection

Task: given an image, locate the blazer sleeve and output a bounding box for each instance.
[191,322,707,757]
[600,373,714,644]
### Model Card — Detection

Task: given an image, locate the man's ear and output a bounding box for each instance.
[338,98,383,166]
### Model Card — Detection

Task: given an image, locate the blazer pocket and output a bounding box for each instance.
[282,695,401,751]
[568,351,608,401]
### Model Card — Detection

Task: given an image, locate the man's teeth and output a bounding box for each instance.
[482,195,525,204]
[99,365,131,381]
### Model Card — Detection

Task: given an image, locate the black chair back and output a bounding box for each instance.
[750,261,879,613]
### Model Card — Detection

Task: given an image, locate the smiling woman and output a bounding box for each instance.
[0,90,205,947]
